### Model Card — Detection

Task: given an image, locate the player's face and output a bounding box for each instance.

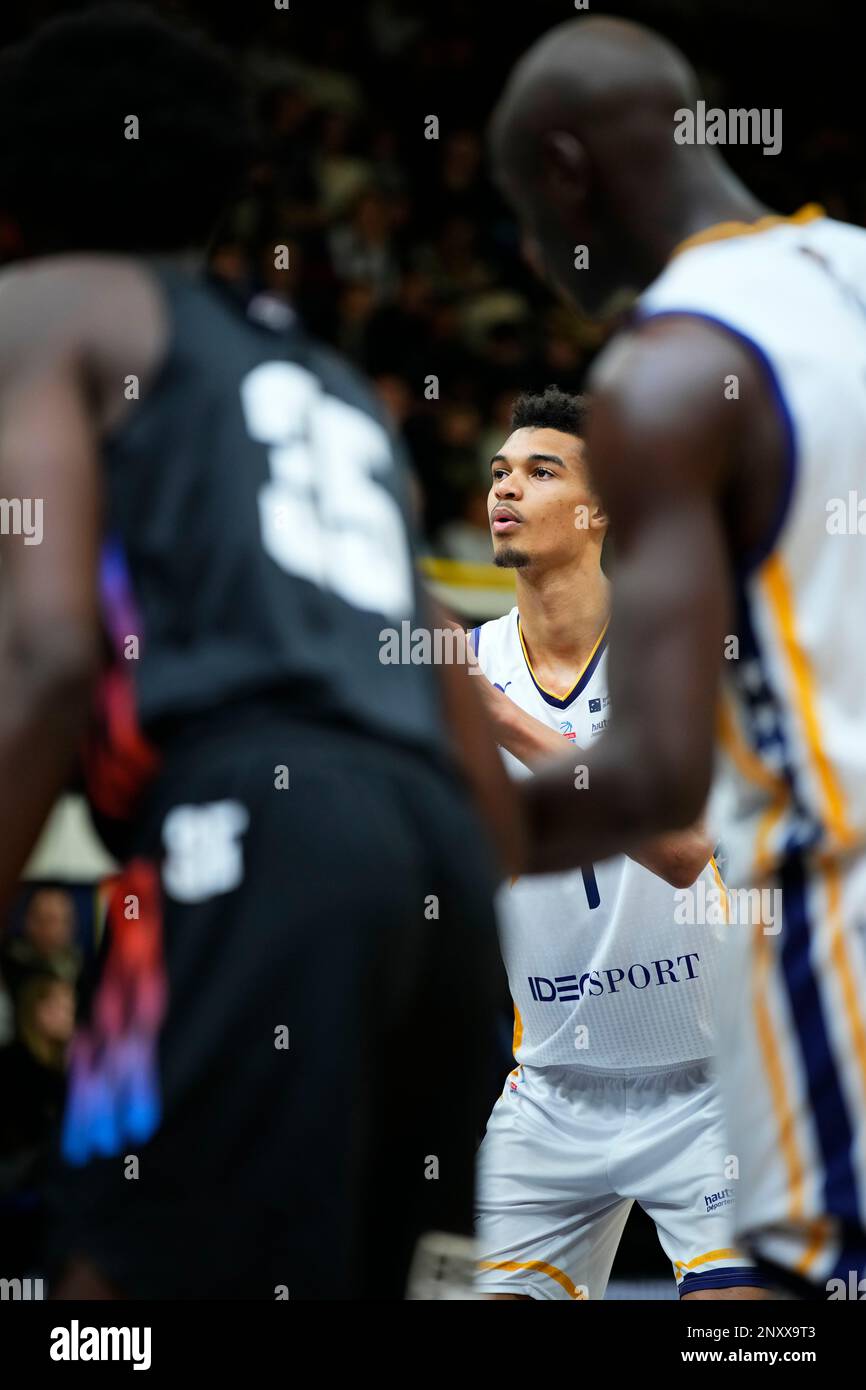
[493,137,632,322]
[506,183,629,322]
[25,889,74,956]
[488,427,604,569]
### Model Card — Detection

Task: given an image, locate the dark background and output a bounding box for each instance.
[1,0,858,554]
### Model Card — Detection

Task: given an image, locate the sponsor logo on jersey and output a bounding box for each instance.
[588,694,610,714]
[591,719,608,736]
[559,719,577,741]
[703,1188,735,1214]
[527,953,701,1003]
[493,680,512,694]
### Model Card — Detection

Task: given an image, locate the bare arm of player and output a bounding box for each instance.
[431,605,525,878]
[629,825,714,891]
[0,259,166,915]
[466,643,713,887]
[469,664,570,766]
[518,317,780,875]
[0,337,102,913]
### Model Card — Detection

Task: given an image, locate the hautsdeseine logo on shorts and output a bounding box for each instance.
[527,953,701,1002]
[559,719,577,741]
[703,1188,735,1214]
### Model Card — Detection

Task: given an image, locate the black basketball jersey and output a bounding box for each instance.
[86,265,449,829]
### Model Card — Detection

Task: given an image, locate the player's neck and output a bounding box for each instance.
[659,171,774,262]
[515,553,609,677]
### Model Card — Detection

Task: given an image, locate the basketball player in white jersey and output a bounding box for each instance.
[470,386,766,1300]
[489,17,866,1296]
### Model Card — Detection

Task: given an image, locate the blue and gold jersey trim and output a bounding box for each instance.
[516,611,609,711]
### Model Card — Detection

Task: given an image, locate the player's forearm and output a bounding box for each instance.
[630,824,714,890]
[521,721,708,875]
[491,693,572,767]
[0,632,97,913]
[498,700,711,885]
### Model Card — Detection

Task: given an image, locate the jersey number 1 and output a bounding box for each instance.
[581,865,601,910]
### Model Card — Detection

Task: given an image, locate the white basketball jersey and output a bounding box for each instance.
[638,207,866,889]
[472,609,723,1073]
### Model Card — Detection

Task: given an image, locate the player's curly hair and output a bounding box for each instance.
[510,385,589,438]
[0,4,253,255]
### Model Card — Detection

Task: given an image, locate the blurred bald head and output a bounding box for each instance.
[490,16,761,317]
[493,16,696,145]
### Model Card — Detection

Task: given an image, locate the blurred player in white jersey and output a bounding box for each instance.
[471,387,767,1300]
[490,16,866,1296]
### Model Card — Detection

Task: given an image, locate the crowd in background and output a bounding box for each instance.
[0,888,82,1270]
[190,0,866,552]
[0,0,861,552]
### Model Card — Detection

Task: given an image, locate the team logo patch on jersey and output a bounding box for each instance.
[559,719,577,741]
[588,698,601,713]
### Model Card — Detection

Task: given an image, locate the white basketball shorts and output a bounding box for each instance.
[475,1060,766,1299]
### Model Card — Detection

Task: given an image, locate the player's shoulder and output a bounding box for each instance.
[0,253,160,314]
[0,254,166,366]
[588,308,766,476]
[592,307,762,401]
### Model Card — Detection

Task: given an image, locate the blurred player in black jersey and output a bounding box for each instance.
[0,5,518,1299]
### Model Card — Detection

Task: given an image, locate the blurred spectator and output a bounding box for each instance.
[414,129,488,231]
[363,268,434,380]
[415,214,492,300]
[0,975,75,1270]
[435,478,493,566]
[335,279,378,359]
[315,111,374,218]
[373,373,414,431]
[478,388,524,471]
[0,886,81,1010]
[0,976,73,1155]
[329,186,401,303]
